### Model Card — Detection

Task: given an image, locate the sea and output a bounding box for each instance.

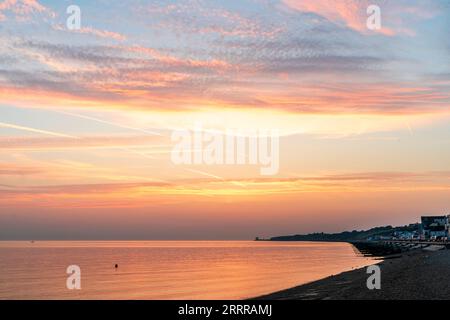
[0,241,375,299]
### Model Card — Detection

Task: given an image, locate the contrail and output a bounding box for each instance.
[0,122,77,139]
[185,168,246,187]
[54,110,164,136]
[0,122,158,163]
[185,168,225,181]
[405,121,414,136]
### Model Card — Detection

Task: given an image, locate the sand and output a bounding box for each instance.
[255,249,450,300]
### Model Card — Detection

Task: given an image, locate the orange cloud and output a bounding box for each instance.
[52,24,127,41]
[77,27,126,41]
[282,0,402,35]
[1,76,449,117]
[283,0,370,31]
[2,171,450,209]
[0,164,43,175]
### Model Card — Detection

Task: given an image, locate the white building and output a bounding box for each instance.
[421,215,449,239]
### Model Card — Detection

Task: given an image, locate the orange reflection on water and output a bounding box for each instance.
[0,241,375,299]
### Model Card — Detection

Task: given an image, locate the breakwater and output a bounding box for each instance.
[351,240,450,257]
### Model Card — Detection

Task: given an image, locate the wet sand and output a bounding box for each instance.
[255,249,450,300]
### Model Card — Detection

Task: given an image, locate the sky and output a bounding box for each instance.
[0,0,450,240]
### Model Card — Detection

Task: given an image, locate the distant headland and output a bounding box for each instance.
[263,224,420,242]
[258,214,450,242]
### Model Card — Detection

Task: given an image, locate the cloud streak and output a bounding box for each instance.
[0,135,166,150]
[281,0,442,35]
[0,121,77,138]
[52,24,127,41]
[2,171,450,208]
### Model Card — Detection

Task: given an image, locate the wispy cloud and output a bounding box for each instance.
[1,35,448,117]
[2,171,450,208]
[0,121,77,138]
[0,0,54,21]
[52,24,127,41]
[281,0,441,36]
[0,164,43,175]
[0,135,166,150]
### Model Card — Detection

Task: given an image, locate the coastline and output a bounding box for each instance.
[254,247,450,300]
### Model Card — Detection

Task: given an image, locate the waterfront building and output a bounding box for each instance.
[420,216,449,239]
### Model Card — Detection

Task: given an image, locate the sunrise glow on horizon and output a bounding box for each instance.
[1,0,450,240]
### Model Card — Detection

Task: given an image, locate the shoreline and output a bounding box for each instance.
[254,247,450,300]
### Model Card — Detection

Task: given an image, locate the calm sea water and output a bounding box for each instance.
[0,241,374,300]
